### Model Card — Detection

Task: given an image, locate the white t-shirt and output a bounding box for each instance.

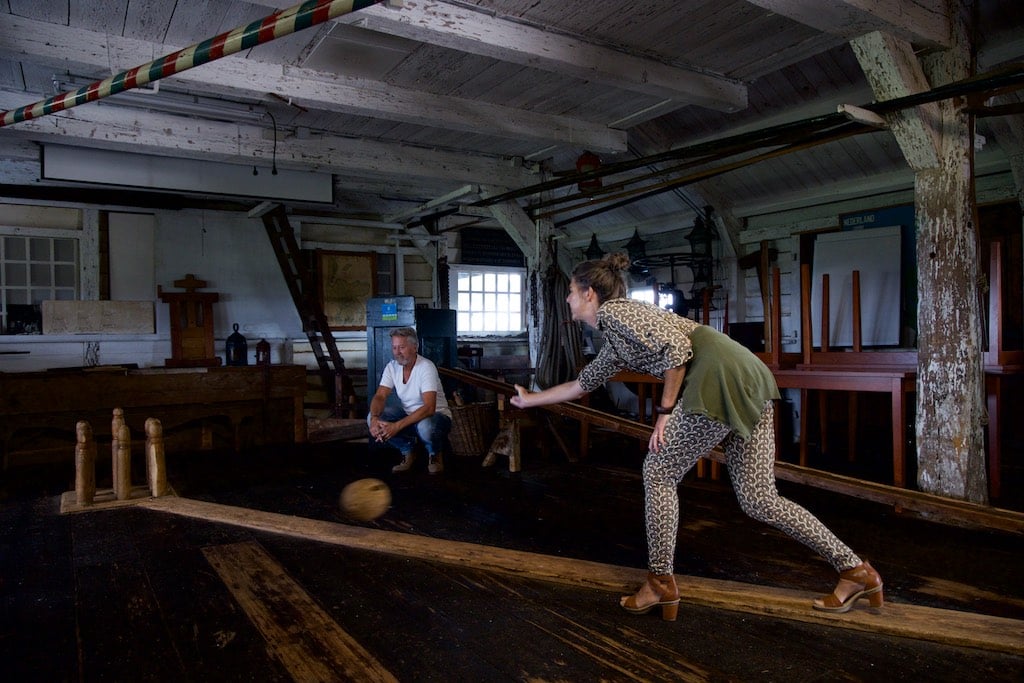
[379,354,452,419]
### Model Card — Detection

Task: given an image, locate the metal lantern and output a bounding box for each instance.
[585,233,605,260]
[256,338,271,366]
[685,208,719,286]
[625,228,649,277]
[225,323,248,366]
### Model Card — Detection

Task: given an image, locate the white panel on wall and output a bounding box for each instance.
[43,145,332,203]
[109,212,155,300]
[810,226,901,347]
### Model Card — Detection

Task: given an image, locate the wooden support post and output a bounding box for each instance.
[851,270,863,353]
[801,264,813,365]
[146,417,169,498]
[74,420,96,506]
[508,416,522,473]
[770,267,782,367]
[820,274,831,352]
[848,270,862,462]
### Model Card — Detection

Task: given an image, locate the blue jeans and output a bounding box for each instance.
[368,405,451,456]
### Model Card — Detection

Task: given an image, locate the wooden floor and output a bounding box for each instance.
[2,435,1023,682]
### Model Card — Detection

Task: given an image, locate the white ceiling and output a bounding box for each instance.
[0,0,1022,257]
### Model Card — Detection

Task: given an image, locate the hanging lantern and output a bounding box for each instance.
[575,151,602,193]
[584,233,605,260]
[225,323,248,366]
[625,228,649,278]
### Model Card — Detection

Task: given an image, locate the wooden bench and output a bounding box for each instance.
[0,365,307,467]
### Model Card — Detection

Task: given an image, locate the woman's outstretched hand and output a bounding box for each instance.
[509,384,530,409]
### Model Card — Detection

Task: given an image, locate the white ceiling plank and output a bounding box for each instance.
[0,13,626,153]
[0,91,538,189]
[851,31,941,171]
[69,0,129,33]
[745,0,950,48]
[326,0,747,114]
[8,0,66,23]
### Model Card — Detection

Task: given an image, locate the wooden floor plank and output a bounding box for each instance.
[202,540,397,682]
[143,496,1024,656]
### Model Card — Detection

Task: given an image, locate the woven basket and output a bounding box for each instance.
[449,401,498,457]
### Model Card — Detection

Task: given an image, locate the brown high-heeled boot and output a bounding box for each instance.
[813,561,884,613]
[620,572,680,621]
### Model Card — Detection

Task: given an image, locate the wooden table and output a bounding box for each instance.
[772,366,917,488]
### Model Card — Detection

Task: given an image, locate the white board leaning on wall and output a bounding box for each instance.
[810,225,902,348]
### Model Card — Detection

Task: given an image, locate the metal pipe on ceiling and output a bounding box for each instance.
[0,0,384,128]
[474,62,1024,210]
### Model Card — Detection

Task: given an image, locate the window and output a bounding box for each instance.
[450,265,525,334]
[1,235,79,333]
[628,286,674,309]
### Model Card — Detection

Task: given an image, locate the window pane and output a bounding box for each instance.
[470,273,483,290]
[458,292,470,309]
[458,272,471,290]
[30,238,51,261]
[483,272,496,291]
[54,288,76,301]
[5,263,26,286]
[54,239,76,262]
[470,292,483,311]
[30,264,51,287]
[5,237,26,260]
[510,275,521,293]
[484,292,496,312]
[54,264,75,287]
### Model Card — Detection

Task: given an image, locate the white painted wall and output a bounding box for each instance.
[2,205,353,371]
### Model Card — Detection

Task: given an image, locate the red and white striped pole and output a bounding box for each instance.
[0,0,383,128]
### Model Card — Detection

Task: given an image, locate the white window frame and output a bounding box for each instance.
[1,232,79,333]
[448,264,526,335]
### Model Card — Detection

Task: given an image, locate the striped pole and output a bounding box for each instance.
[0,0,383,128]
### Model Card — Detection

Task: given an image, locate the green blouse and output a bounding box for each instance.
[577,298,779,439]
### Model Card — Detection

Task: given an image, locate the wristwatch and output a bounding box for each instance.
[653,403,676,415]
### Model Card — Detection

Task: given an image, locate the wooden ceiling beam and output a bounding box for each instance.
[0,91,537,189]
[851,31,942,170]
[745,0,950,48]
[0,13,625,153]
[252,0,749,114]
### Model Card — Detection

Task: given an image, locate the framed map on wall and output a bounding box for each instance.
[318,251,378,330]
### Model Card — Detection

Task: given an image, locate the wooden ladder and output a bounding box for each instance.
[259,205,355,414]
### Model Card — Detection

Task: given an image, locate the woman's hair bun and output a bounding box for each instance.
[604,252,631,272]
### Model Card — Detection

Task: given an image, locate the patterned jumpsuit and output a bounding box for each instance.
[577,299,862,575]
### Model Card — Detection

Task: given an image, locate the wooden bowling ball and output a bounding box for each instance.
[339,478,391,521]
